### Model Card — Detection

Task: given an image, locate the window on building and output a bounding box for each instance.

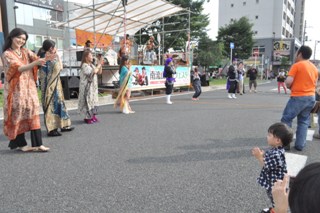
[283,12,286,20]
[252,46,265,55]
[35,36,43,47]
[256,0,259,3]
[243,1,246,6]
[26,34,35,51]
[255,15,259,19]
[282,27,286,36]
[254,31,258,35]
[231,3,234,7]
[16,3,33,26]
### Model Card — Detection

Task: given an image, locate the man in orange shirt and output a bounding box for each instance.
[281,45,319,151]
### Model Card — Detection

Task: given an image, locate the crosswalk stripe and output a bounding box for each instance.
[285,152,308,178]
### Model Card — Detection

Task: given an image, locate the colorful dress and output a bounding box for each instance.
[78,63,99,119]
[2,48,41,140]
[114,66,132,110]
[40,57,71,132]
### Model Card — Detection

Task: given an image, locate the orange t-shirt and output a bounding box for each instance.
[288,60,318,97]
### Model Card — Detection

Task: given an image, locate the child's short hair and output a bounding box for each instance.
[268,122,293,147]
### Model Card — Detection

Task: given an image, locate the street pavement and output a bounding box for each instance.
[1,81,320,213]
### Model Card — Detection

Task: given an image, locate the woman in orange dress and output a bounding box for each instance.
[2,28,51,152]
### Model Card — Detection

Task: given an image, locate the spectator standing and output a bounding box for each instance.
[1,28,50,152]
[281,45,318,151]
[252,122,293,212]
[277,69,287,94]
[272,163,320,213]
[313,78,320,139]
[247,67,258,92]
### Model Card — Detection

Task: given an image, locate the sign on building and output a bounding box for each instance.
[273,40,291,65]
[15,0,64,12]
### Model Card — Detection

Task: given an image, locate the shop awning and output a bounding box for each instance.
[57,0,184,37]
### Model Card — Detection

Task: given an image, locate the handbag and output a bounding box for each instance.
[311,101,320,113]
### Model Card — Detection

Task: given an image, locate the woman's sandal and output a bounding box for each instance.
[61,126,75,132]
[47,130,62,137]
[18,146,35,152]
[33,145,50,152]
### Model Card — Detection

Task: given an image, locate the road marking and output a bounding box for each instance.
[285,152,307,178]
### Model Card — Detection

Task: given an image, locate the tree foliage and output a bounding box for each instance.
[193,35,224,66]
[217,17,254,60]
[135,0,210,52]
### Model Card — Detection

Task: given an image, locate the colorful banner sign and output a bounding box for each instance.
[75,29,113,49]
[130,65,190,89]
[273,40,291,64]
[15,0,64,11]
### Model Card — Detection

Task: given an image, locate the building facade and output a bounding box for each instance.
[218,0,305,71]
[0,0,68,54]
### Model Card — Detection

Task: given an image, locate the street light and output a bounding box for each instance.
[314,40,320,60]
[13,6,18,28]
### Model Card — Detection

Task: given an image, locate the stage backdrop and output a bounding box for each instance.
[130,65,190,90]
[75,29,113,49]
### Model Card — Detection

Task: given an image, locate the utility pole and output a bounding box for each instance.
[303,20,307,45]
[314,40,320,60]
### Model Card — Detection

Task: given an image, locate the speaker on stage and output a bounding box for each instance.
[76,51,84,61]
[60,76,70,100]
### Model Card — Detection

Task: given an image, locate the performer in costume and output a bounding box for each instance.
[38,39,74,137]
[120,34,132,57]
[145,36,157,63]
[164,58,176,104]
[78,51,103,124]
[2,28,51,152]
[84,40,92,51]
[114,55,135,114]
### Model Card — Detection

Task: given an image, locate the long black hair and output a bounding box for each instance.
[119,55,129,75]
[37,39,55,58]
[3,28,28,52]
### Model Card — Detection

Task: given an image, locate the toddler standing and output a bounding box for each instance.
[252,122,293,212]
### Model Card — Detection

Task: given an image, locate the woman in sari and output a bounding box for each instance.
[78,51,103,124]
[2,28,51,152]
[38,39,74,136]
[114,55,134,114]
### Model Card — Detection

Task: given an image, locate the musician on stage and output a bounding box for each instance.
[120,34,132,57]
[145,36,157,63]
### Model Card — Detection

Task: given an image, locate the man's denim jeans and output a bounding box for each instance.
[281,96,315,150]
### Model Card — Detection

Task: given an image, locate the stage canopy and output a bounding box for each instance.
[57,0,184,37]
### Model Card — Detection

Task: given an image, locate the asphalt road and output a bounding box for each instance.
[1,81,320,213]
